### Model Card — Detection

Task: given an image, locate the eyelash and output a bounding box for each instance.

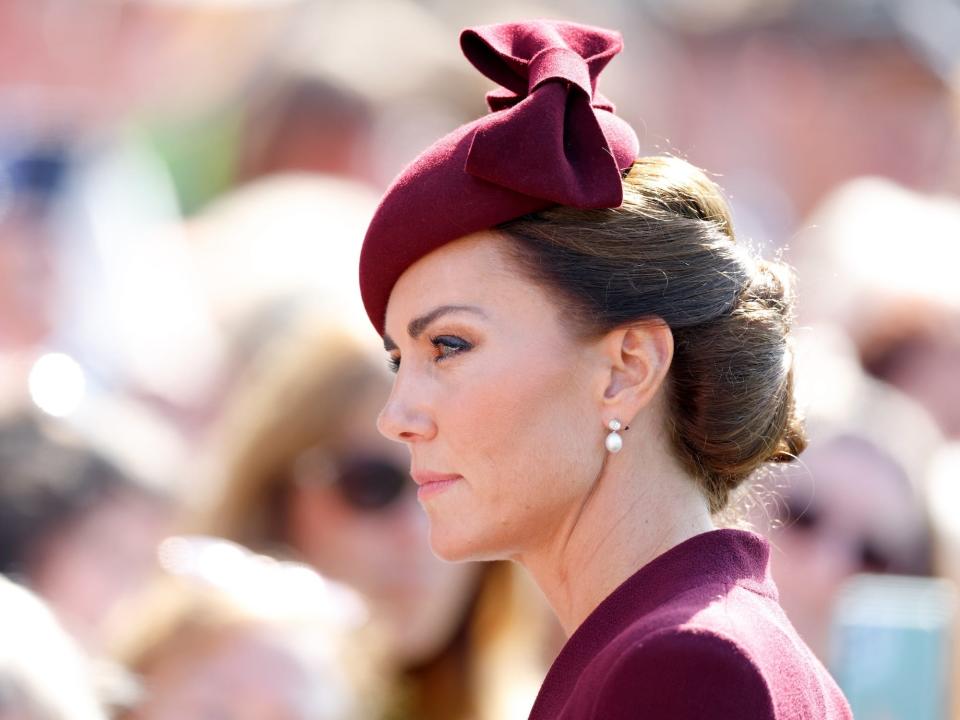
[387,335,472,373]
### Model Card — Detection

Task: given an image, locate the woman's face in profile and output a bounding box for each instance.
[378,231,606,562]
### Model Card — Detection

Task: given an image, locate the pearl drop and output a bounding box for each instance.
[605,431,623,453]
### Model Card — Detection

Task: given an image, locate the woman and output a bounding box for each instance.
[199,316,553,720]
[358,19,853,719]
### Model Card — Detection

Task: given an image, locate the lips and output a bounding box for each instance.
[411,470,462,486]
[411,470,462,501]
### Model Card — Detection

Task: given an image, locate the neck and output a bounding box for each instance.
[513,422,717,637]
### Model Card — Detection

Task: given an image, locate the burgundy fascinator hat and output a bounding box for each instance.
[359,19,640,333]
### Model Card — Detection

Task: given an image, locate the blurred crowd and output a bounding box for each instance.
[0,0,958,719]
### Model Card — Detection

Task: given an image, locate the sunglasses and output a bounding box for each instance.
[777,497,903,575]
[294,449,411,512]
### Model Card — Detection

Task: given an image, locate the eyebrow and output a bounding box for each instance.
[382,304,487,351]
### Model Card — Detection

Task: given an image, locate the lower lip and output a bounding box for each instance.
[416,477,461,500]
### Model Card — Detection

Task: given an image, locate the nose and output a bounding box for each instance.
[376,380,437,444]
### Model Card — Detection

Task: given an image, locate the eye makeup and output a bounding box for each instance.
[431,334,472,362]
[385,331,475,373]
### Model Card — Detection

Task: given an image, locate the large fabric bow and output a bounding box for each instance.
[359,19,640,334]
[460,21,637,208]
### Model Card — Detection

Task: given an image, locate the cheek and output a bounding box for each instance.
[439,345,600,547]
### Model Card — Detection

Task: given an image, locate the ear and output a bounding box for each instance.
[599,320,674,423]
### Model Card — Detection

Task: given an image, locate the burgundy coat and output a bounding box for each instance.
[528,529,853,719]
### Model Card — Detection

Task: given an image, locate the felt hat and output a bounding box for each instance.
[358,19,640,334]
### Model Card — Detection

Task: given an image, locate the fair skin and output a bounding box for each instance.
[377,231,716,636]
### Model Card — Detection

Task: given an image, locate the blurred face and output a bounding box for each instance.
[876,333,960,439]
[377,231,606,563]
[755,436,929,660]
[132,625,319,720]
[286,378,479,665]
[28,488,172,653]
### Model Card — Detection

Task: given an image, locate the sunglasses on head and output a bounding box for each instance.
[294,449,411,512]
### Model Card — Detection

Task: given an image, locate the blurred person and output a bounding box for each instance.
[750,325,942,661]
[110,536,380,720]
[358,17,851,718]
[0,574,107,720]
[791,177,960,438]
[197,318,551,720]
[236,73,377,186]
[631,0,960,250]
[0,409,174,654]
[858,300,960,439]
[267,0,485,189]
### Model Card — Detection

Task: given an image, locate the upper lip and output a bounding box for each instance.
[411,470,462,486]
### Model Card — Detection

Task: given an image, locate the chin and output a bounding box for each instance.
[428,522,506,564]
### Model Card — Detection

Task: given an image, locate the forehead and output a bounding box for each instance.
[383,230,557,332]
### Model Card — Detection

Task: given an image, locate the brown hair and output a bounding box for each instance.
[498,156,806,515]
[200,322,385,549]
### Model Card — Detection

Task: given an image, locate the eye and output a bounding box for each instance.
[387,354,401,373]
[431,335,472,362]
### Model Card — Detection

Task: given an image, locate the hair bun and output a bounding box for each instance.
[499,156,807,516]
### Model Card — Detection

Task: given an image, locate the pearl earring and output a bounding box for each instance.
[605,419,623,453]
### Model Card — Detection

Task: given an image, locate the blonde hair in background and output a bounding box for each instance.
[195,318,379,549]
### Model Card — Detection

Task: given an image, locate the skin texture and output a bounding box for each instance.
[377,231,717,635]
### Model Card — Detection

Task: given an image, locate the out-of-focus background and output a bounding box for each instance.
[0,1,958,719]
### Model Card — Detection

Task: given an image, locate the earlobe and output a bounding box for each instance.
[601,321,674,415]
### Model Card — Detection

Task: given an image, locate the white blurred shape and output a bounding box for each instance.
[0,576,108,720]
[157,535,369,629]
[795,177,960,327]
[189,173,381,349]
[926,443,960,546]
[29,352,87,417]
[64,136,225,407]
